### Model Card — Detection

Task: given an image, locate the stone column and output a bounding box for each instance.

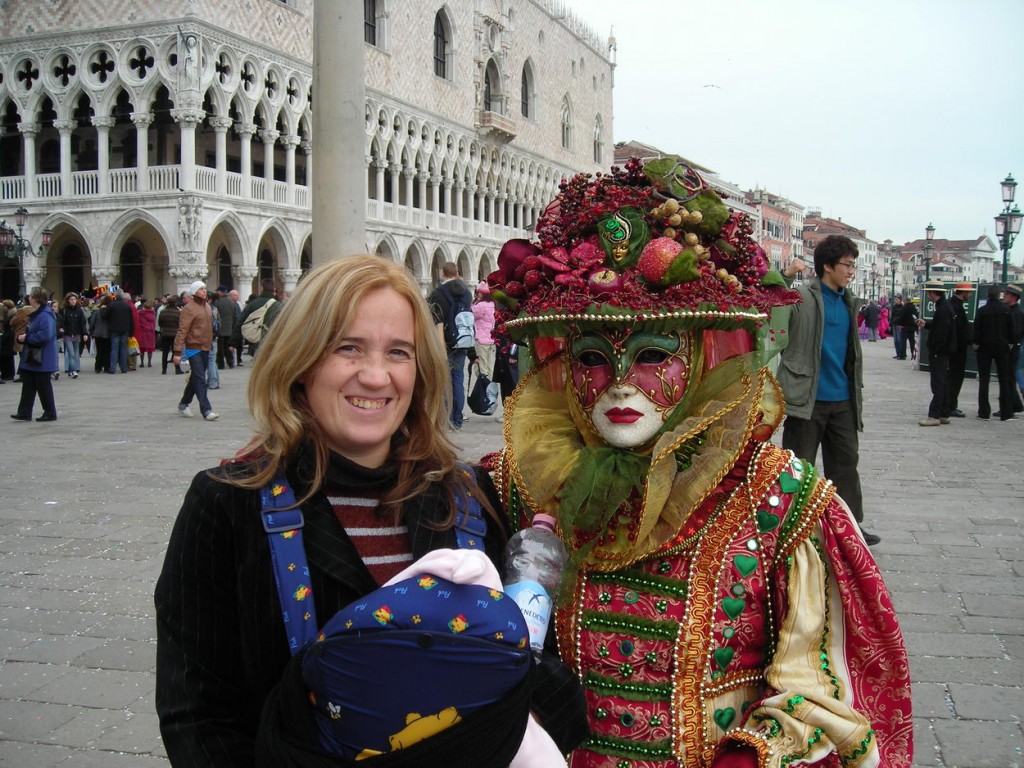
[280,268,303,297]
[92,116,115,195]
[403,167,415,210]
[497,192,507,228]
[259,129,280,201]
[233,265,259,298]
[236,122,257,199]
[374,159,386,206]
[54,119,75,197]
[169,263,209,297]
[313,1,366,265]
[442,176,452,224]
[475,187,485,224]
[301,140,312,190]
[172,108,205,191]
[209,117,233,195]
[417,171,428,213]
[18,122,39,200]
[454,181,464,221]
[131,112,153,191]
[282,134,301,205]
[486,192,496,225]
[388,163,400,206]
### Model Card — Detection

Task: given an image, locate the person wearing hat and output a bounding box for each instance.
[917,280,957,426]
[945,282,976,418]
[172,280,218,421]
[1003,283,1024,414]
[973,285,1016,420]
[487,158,912,767]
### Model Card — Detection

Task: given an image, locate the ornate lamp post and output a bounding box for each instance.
[923,223,934,281]
[890,256,899,299]
[995,174,1023,285]
[0,207,53,299]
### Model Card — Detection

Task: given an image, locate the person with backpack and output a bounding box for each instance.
[232,278,281,359]
[428,262,474,430]
[155,256,585,767]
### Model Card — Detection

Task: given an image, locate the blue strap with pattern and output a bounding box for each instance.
[262,469,487,655]
[260,475,319,655]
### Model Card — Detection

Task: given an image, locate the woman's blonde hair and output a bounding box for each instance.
[224,255,477,518]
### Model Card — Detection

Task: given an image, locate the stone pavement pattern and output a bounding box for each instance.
[0,341,1021,767]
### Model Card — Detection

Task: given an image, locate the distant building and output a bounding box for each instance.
[803,210,879,297]
[745,188,805,274]
[900,236,998,286]
[0,1,614,300]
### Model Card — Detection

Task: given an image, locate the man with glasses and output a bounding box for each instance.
[776,235,879,545]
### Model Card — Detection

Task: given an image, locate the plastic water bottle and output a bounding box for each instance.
[503,514,568,656]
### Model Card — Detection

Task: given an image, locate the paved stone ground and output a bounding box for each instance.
[0,339,1021,767]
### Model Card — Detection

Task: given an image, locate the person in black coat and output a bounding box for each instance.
[945,283,974,417]
[918,281,957,425]
[155,256,585,768]
[973,285,1016,420]
[57,292,89,378]
[100,289,135,373]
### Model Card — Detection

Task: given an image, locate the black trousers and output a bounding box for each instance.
[928,352,950,419]
[782,400,864,523]
[945,348,968,412]
[94,337,111,372]
[216,335,234,368]
[976,345,1014,419]
[16,370,57,419]
[160,336,177,373]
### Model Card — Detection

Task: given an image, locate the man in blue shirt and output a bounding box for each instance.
[776,235,878,545]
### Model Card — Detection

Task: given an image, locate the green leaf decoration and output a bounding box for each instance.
[665,248,701,284]
[641,156,704,201]
[733,554,758,578]
[714,707,736,730]
[684,190,730,235]
[760,269,788,288]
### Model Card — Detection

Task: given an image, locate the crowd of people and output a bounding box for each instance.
[0,279,287,424]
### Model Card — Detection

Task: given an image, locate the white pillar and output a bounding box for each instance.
[375,160,386,206]
[18,122,39,200]
[54,119,75,197]
[131,112,153,191]
[301,140,312,191]
[455,181,464,220]
[210,117,232,195]
[92,116,115,195]
[236,123,256,199]
[171,108,204,192]
[283,134,300,205]
[260,129,280,200]
[417,171,428,212]
[403,167,415,210]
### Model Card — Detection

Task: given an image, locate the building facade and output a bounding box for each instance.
[0,0,614,300]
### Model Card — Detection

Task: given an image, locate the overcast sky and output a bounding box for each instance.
[565,0,1024,260]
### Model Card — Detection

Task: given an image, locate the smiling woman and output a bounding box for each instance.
[154,255,587,768]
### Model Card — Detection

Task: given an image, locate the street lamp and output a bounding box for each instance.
[870,267,878,300]
[994,174,1023,284]
[890,256,898,299]
[0,207,52,300]
[923,223,935,281]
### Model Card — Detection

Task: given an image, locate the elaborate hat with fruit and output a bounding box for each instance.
[488,157,800,344]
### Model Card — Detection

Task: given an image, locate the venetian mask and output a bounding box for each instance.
[568,328,692,449]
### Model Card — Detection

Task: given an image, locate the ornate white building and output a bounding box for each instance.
[0,0,614,300]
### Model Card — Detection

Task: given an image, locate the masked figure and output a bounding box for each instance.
[486,158,912,768]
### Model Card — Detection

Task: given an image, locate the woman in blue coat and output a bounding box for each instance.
[11,286,59,422]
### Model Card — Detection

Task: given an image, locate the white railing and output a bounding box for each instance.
[294,186,308,208]
[271,181,288,204]
[37,173,61,198]
[226,172,242,197]
[195,167,217,193]
[251,178,265,199]
[150,166,180,191]
[73,171,99,196]
[110,168,137,194]
[0,177,26,200]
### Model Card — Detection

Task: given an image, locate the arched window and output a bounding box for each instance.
[593,116,603,164]
[560,97,572,150]
[258,248,274,285]
[483,60,501,114]
[433,12,451,80]
[119,241,144,298]
[216,246,232,290]
[520,62,535,119]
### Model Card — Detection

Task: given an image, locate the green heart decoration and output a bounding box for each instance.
[741,700,752,714]
[756,510,780,532]
[722,597,745,620]
[713,707,736,731]
[733,554,757,578]
[714,646,734,670]
[779,471,800,494]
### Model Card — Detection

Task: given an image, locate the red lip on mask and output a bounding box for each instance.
[604,407,643,424]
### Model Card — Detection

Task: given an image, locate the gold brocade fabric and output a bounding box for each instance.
[503,356,786,571]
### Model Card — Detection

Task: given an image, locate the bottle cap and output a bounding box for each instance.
[532,513,557,532]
